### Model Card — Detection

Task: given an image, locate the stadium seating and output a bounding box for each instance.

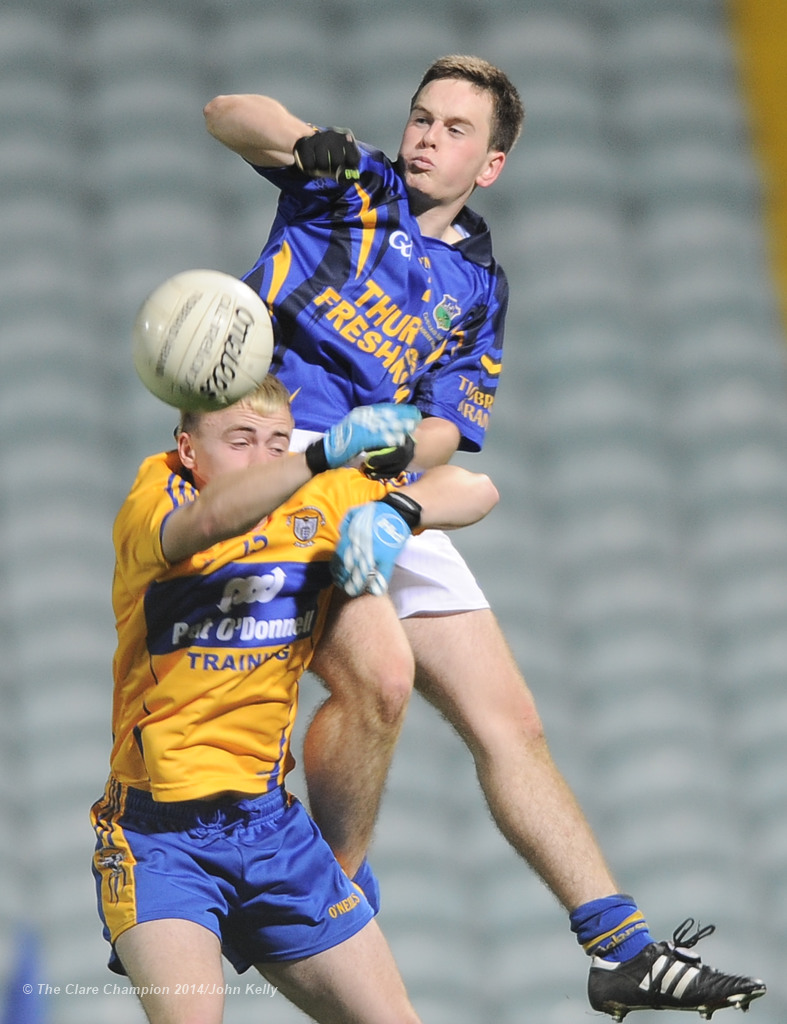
[1,1,786,1022]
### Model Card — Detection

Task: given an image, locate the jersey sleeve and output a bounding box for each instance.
[412,264,508,453]
[113,453,198,597]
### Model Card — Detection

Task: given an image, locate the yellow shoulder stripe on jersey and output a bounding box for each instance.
[481,353,502,376]
[268,240,293,305]
[354,183,378,279]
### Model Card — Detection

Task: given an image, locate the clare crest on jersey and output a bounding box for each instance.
[290,507,323,546]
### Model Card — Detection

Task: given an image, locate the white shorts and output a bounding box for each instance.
[291,429,490,618]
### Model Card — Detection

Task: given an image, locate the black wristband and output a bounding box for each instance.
[380,491,422,531]
[305,439,329,475]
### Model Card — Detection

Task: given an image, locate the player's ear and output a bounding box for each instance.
[475,150,505,190]
[177,431,197,470]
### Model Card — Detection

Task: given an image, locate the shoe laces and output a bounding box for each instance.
[670,918,716,956]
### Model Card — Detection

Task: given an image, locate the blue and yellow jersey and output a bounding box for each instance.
[243,143,508,451]
[109,450,388,802]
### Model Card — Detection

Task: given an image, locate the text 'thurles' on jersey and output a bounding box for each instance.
[242,142,508,451]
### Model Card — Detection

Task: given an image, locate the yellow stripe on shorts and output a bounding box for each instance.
[91,779,139,943]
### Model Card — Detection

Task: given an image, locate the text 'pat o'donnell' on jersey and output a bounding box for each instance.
[144,558,323,660]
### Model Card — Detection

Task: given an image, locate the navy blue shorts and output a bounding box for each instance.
[91,781,375,974]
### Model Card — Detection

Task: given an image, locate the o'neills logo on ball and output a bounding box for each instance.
[186,295,257,400]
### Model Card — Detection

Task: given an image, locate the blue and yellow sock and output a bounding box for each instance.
[570,894,655,962]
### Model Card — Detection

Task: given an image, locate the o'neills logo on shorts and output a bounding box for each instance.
[328,892,361,918]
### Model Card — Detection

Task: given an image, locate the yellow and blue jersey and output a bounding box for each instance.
[243,142,507,451]
[109,450,388,802]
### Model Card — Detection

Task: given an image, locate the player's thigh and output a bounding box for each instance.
[404,609,541,741]
[311,591,414,697]
[256,919,421,1024]
[114,919,225,1024]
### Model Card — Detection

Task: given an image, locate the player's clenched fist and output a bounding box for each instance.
[363,436,416,480]
[293,126,361,181]
[305,404,421,474]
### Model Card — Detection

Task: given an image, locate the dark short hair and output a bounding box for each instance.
[410,54,525,154]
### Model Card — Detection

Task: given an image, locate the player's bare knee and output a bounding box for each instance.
[347,662,412,731]
[501,698,545,746]
[320,643,413,726]
[374,668,413,727]
[464,688,545,760]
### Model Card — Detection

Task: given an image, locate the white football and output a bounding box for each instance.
[132,269,274,411]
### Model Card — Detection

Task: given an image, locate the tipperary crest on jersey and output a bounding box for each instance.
[288,506,325,547]
[434,294,462,332]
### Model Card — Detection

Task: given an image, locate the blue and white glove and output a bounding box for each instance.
[331,492,423,597]
[305,404,421,474]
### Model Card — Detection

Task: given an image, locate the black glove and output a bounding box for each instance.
[293,127,361,182]
[362,436,416,480]
[304,405,421,475]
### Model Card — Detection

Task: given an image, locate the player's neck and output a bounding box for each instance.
[415,201,466,244]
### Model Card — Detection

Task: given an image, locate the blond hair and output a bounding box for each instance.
[178,374,292,435]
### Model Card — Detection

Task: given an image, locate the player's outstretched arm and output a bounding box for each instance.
[331,465,499,597]
[204,93,313,168]
[403,464,498,529]
[204,95,361,182]
[162,404,421,564]
[410,416,462,471]
[162,450,313,564]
